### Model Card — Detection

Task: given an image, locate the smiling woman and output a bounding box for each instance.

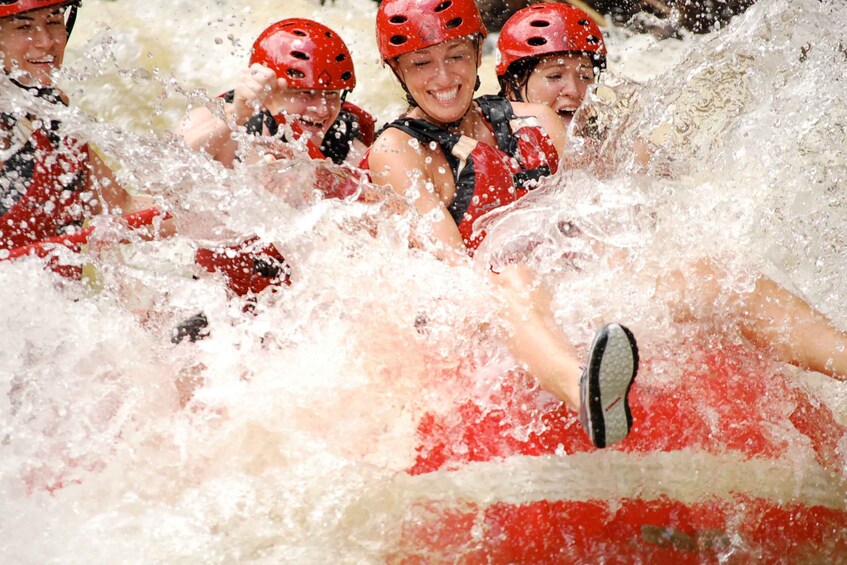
[364,0,640,450]
[173,17,378,299]
[495,2,608,130]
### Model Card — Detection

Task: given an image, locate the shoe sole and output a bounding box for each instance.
[586,324,639,448]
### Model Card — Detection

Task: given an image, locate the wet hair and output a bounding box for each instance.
[497,56,540,102]
[497,51,607,102]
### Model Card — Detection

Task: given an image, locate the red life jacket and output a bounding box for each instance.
[195,235,290,296]
[340,101,376,147]
[380,95,559,251]
[196,97,375,296]
[0,116,89,252]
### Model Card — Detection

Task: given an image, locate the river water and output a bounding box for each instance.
[1,0,846,562]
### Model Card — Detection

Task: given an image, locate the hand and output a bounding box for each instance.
[84,213,130,254]
[230,63,288,127]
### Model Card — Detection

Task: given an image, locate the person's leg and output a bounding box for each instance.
[664,258,847,381]
[493,264,639,447]
[738,276,847,380]
[493,264,583,406]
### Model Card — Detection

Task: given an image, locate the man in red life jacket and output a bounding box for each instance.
[0,0,148,258]
[176,18,376,299]
[364,0,639,448]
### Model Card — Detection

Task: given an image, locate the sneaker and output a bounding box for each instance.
[171,312,210,344]
[579,323,639,448]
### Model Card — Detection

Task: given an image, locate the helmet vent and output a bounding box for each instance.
[292,30,308,37]
[336,53,347,62]
[390,35,408,46]
[341,71,353,80]
[389,15,408,24]
[434,1,452,13]
[530,20,550,28]
[291,50,310,60]
[527,37,547,46]
[579,19,590,26]
[445,17,463,30]
[586,35,599,44]
[287,69,306,79]
[325,31,334,38]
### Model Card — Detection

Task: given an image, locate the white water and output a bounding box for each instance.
[2,0,847,561]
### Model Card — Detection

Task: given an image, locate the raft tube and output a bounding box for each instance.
[395,341,847,561]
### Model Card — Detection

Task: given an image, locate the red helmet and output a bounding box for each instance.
[250,18,356,91]
[496,3,606,77]
[0,0,77,18]
[376,0,488,62]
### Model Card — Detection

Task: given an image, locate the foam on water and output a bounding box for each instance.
[2,0,847,561]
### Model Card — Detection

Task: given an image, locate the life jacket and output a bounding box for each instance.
[194,235,290,297]
[225,91,375,166]
[0,84,92,278]
[380,95,559,251]
[340,101,376,147]
[195,96,375,296]
[0,102,89,252]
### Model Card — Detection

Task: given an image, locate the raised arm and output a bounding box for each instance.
[174,63,287,168]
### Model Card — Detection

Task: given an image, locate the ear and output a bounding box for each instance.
[387,58,404,82]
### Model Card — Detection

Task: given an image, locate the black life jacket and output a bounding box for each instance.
[382,95,559,250]
[223,91,366,165]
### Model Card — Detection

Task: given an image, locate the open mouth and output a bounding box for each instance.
[429,85,461,104]
[298,117,326,132]
[27,55,56,66]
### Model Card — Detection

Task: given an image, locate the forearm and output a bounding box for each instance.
[175,107,238,162]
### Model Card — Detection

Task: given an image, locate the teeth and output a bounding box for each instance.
[296,117,323,129]
[30,57,54,64]
[431,86,459,103]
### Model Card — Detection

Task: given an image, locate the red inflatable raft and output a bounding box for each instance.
[394,339,847,562]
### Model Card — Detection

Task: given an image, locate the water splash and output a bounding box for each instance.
[2,0,847,562]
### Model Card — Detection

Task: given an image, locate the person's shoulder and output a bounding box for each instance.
[365,119,434,177]
[510,100,558,123]
[510,101,565,137]
[370,122,421,156]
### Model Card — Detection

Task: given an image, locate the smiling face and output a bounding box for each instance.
[275,88,343,143]
[0,5,68,87]
[524,52,596,128]
[392,37,480,126]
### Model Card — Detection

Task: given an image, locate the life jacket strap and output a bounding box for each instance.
[451,135,478,178]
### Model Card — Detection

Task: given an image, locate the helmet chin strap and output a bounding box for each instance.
[521,80,535,104]
[512,80,527,103]
[65,1,80,38]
